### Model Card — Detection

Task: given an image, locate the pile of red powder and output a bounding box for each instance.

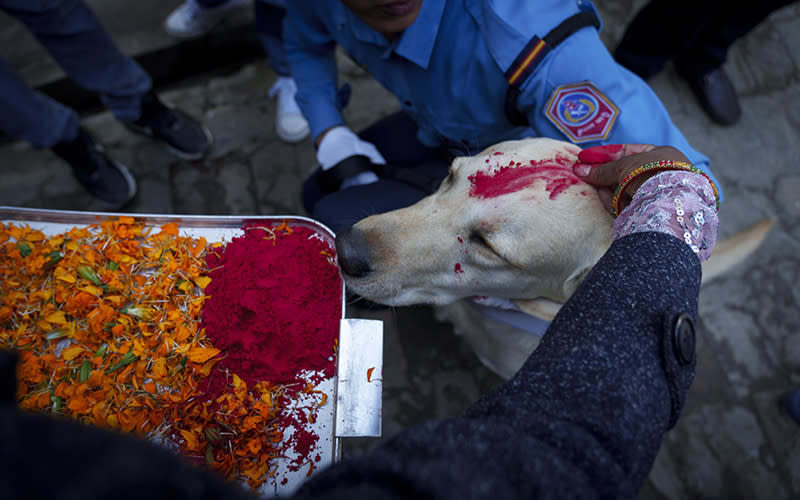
[201,224,341,388]
[199,223,342,473]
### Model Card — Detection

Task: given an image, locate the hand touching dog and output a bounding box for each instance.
[573,143,691,213]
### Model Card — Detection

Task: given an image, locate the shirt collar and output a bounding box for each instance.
[337,1,445,69]
[394,1,445,69]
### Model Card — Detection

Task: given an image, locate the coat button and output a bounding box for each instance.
[671,313,696,366]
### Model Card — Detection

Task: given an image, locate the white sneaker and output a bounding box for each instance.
[269,77,311,143]
[164,0,251,39]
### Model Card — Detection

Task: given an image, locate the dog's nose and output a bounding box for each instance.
[335,227,373,278]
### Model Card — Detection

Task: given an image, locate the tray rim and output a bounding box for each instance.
[0,206,336,235]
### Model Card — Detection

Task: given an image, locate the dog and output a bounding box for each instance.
[335,138,774,379]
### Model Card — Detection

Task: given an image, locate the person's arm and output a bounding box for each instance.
[283,2,387,190]
[294,234,699,500]
[282,2,344,143]
[574,143,720,262]
[0,229,698,500]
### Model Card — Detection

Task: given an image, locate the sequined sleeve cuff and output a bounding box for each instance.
[611,171,719,261]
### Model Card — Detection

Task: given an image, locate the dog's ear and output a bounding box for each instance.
[512,297,562,321]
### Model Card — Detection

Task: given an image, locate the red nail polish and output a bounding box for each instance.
[577,144,623,164]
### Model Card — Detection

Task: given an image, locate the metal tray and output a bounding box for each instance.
[0,206,382,498]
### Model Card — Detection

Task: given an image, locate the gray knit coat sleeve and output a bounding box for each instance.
[294,231,701,500]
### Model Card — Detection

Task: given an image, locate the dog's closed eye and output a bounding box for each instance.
[469,229,519,268]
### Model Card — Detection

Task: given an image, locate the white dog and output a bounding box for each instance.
[335,138,773,379]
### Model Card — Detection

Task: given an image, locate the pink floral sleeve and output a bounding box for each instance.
[612,171,719,261]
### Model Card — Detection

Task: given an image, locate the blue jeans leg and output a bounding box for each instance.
[253,1,289,76]
[0,57,79,147]
[2,0,151,123]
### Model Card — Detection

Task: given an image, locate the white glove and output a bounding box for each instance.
[316,126,383,189]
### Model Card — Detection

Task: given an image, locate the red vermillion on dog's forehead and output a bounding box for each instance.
[468,153,580,200]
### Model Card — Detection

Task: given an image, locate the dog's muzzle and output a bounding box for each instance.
[335,227,373,278]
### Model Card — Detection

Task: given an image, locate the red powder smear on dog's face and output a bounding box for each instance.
[454,263,464,274]
[200,223,342,472]
[468,154,579,200]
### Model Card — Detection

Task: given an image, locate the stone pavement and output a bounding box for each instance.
[1,1,799,499]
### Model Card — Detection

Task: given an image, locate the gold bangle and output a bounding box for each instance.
[611,160,720,218]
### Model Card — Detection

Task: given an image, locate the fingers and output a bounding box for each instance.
[573,159,626,187]
[573,144,692,216]
[573,144,654,187]
[576,143,655,165]
[574,145,689,189]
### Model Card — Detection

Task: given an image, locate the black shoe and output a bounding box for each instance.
[51,128,137,209]
[126,91,213,160]
[677,66,742,126]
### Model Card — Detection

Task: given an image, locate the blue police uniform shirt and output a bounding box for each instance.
[283,0,720,190]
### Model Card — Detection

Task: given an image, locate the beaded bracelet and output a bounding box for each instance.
[611,160,721,218]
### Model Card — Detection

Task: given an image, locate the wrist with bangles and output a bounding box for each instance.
[611,160,720,218]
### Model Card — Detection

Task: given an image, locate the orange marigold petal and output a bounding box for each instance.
[179,429,202,452]
[159,222,179,237]
[53,267,76,284]
[193,276,211,290]
[151,358,168,379]
[61,345,85,361]
[186,346,221,364]
[67,397,90,413]
[174,325,192,342]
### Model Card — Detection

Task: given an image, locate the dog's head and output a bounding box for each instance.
[335,138,614,309]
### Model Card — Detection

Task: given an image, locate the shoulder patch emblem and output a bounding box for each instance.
[544,82,619,143]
